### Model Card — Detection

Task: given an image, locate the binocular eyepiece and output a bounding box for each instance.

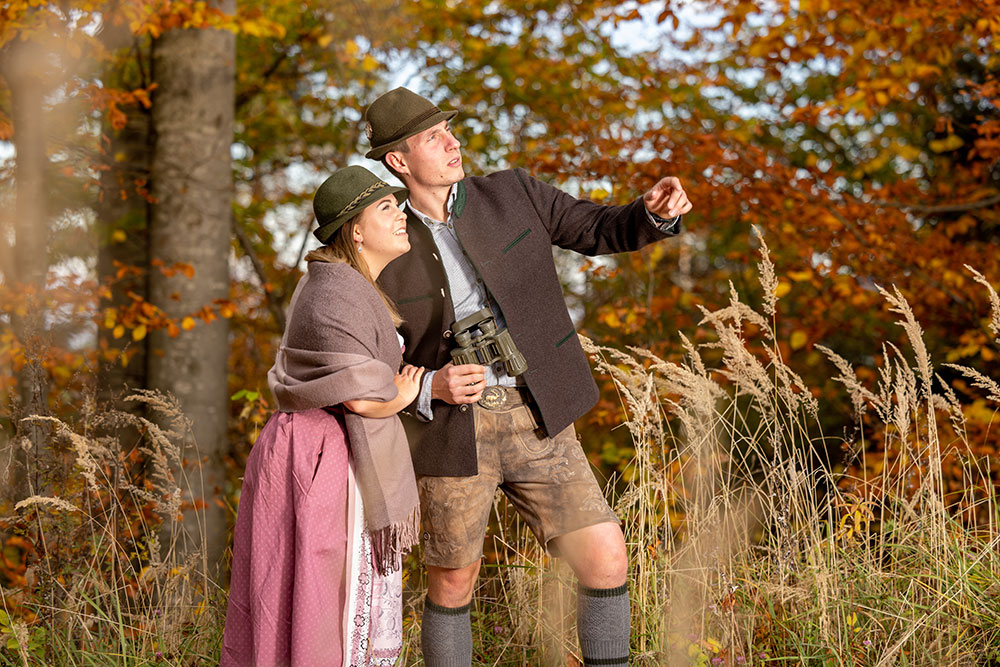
[450,308,527,376]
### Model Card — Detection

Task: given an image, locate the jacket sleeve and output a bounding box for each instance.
[513,167,674,256]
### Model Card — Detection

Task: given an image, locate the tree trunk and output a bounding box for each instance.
[148,10,235,574]
[96,26,154,413]
[0,37,51,506]
[96,99,152,410]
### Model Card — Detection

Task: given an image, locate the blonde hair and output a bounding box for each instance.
[304,217,404,327]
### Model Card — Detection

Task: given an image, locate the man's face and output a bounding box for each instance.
[390,120,464,189]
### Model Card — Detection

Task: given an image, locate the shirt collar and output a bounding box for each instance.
[406,186,457,227]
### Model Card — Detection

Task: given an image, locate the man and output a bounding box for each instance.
[364,87,691,666]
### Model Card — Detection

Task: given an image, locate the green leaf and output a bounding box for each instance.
[230,389,248,401]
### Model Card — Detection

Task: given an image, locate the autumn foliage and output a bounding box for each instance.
[1,0,999,663]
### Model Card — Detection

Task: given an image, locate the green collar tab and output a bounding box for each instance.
[454,180,467,218]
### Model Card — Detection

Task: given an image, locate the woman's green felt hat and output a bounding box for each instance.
[312,165,408,244]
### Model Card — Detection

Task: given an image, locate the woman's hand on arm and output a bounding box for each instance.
[343,364,425,419]
[393,363,425,407]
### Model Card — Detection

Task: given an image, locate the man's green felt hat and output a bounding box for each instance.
[312,165,408,244]
[364,87,457,160]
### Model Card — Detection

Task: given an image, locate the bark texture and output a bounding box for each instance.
[149,14,235,572]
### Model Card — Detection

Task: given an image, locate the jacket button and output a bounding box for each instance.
[459,405,468,413]
[443,330,452,339]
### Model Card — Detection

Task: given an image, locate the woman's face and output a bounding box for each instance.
[353,193,409,275]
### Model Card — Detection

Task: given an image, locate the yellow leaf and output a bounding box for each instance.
[111,230,127,243]
[775,281,792,298]
[132,324,146,341]
[929,135,964,153]
[590,188,609,200]
[113,325,125,339]
[787,270,812,282]
[894,143,921,161]
[790,330,808,350]
[317,34,333,48]
[181,317,196,331]
[914,64,941,78]
[361,55,379,72]
[344,39,360,56]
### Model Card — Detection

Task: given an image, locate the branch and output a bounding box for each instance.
[871,192,1000,215]
[825,206,972,310]
[231,216,286,331]
[235,49,290,111]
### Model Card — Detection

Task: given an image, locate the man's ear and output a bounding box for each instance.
[386,151,408,176]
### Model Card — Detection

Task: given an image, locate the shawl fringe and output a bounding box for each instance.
[370,506,421,576]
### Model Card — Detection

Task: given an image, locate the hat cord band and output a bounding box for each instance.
[380,106,441,147]
[337,180,388,219]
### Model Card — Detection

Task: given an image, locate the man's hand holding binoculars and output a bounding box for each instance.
[431,362,487,404]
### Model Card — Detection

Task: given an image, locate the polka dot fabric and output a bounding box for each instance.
[222,408,351,666]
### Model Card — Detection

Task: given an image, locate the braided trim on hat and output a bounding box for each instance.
[338,180,387,218]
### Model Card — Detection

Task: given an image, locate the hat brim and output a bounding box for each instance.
[365,109,458,160]
[314,185,409,244]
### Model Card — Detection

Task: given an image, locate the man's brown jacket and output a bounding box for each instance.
[378,168,677,477]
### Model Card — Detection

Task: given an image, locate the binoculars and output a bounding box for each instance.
[450,308,528,376]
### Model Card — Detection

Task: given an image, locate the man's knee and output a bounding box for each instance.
[591,527,628,583]
[427,560,480,607]
[556,522,628,588]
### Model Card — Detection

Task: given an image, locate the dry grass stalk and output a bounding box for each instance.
[437,251,1000,664]
[1,389,222,664]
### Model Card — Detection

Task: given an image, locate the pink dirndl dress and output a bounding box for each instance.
[221,407,403,666]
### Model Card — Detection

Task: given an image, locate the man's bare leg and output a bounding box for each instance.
[552,522,631,666]
[421,560,480,667]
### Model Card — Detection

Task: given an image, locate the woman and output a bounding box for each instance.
[222,166,423,667]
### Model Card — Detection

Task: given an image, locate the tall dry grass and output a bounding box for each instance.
[0,390,223,666]
[399,230,1000,665]
[4,230,998,665]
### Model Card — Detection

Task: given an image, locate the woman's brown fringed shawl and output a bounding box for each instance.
[267,260,419,575]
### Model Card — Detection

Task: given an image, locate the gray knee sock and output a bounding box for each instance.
[577,583,630,666]
[421,598,473,667]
